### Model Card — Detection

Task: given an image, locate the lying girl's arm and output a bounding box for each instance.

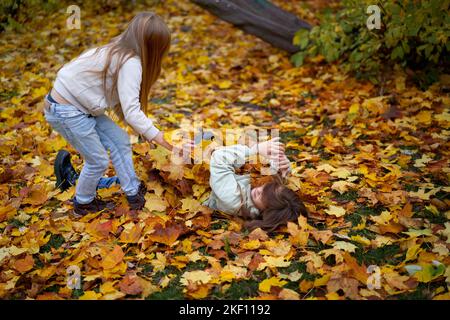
[209,144,256,214]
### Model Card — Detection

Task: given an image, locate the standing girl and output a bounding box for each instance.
[44,12,178,216]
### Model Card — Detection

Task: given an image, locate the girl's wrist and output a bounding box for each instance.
[152,132,173,151]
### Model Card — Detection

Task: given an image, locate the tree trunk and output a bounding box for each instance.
[190,0,311,53]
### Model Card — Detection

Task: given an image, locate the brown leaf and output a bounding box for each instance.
[175,178,193,196]
[327,275,360,299]
[248,228,269,241]
[207,239,224,250]
[119,274,143,295]
[248,253,265,272]
[381,104,402,120]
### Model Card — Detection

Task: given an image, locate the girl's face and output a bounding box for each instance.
[251,185,266,210]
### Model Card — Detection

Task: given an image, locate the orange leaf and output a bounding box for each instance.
[22,184,48,206]
[101,245,125,269]
[187,284,210,299]
[86,220,113,239]
[14,254,34,273]
[311,230,333,244]
[191,214,211,229]
[342,252,368,284]
[36,292,64,300]
[0,204,16,222]
[119,223,142,244]
[399,202,413,218]
[378,222,405,234]
[147,222,184,246]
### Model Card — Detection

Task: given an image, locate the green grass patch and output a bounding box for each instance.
[213,279,260,299]
[413,208,448,225]
[348,228,377,240]
[354,244,404,266]
[211,219,229,230]
[146,277,184,300]
[40,233,65,253]
[333,190,359,202]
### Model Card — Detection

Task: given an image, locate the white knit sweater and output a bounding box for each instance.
[53,47,160,141]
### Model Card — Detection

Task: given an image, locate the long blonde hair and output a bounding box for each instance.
[92,12,171,120]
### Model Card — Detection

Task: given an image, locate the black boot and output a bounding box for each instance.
[126,182,147,210]
[54,150,79,192]
[73,197,115,217]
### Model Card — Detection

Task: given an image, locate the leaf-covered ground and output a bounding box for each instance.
[0,0,449,300]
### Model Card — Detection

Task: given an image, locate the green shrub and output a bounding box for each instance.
[292,0,450,88]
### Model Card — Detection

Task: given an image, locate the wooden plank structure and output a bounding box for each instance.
[190,0,311,53]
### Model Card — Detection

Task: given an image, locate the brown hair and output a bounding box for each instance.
[92,12,171,120]
[243,176,308,232]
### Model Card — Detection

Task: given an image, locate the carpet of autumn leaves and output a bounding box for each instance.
[0,0,449,300]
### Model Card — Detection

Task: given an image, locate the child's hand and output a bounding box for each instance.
[153,131,174,151]
[270,152,291,177]
[254,137,285,158]
[172,139,195,160]
[278,153,291,177]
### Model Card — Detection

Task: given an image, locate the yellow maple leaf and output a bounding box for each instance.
[218,80,232,89]
[257,256,291,270]
[325,205,346,217]
[416,110,432,124]
[188,284,210,299]
[242,239,261,250]
[180,270,212,286]
[331,181,356,194]
[331,167,352,179]
[79,291,102,300]
[405,244,422,262]
[259,277,287,293]
[314,274,330,287]
[316,163,336,173]
[333,241,357,253]
[144,193,168,212]
[55,188,74,202]
[180,197,202,214]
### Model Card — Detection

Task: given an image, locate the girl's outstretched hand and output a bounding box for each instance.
[172,139,195,160]
[152,131,174,151]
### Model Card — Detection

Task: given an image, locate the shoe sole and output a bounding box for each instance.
[71,202,116,218]
[54,150,71,191]
[70,210,84,219]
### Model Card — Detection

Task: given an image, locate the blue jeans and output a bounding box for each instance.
[44,98,140,204]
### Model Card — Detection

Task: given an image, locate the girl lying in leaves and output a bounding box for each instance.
[203,137,308,232]
[44,12,192,217]
[55,137,308,232]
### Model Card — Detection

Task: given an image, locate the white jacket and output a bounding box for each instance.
[203,144,261,218]
[204,144,293,218]
[53,47,160,141]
